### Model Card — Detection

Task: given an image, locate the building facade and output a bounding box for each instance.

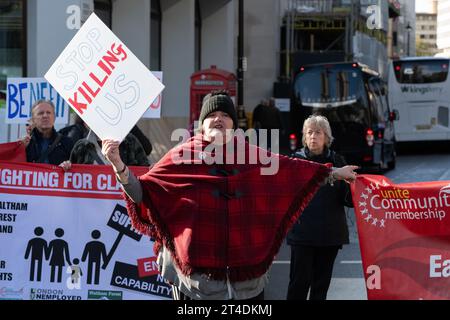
[0,0,404,160]
[1,0,240,161]
[416,12,438,56]
[437,0,450,56]
[397,0,416,57]
[416,0,438,56]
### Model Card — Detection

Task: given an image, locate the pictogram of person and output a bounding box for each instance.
[47,228,71,283]
[81,230,107,285]
[24,227,49,282]
[66,258,83,290]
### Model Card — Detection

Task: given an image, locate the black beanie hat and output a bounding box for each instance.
[199,90,238,129]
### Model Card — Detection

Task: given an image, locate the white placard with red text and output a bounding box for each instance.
[44,13,164,142]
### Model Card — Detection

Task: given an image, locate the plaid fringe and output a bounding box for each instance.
[124,164,330,282]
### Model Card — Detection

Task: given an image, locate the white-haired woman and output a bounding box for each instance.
[286,115,354,300]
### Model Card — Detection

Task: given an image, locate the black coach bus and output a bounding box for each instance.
[289,62,398,171]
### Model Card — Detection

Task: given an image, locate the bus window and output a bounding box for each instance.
[369,79,387,123]
[393,59,449,83]
[366,84,380,124]
[295,65,362,105]
[388,57,450,142]
[292,62,397,170]
[379,83,391,121]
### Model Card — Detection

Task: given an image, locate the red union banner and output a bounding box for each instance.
[351,175,450,300]
[0,141,26,162]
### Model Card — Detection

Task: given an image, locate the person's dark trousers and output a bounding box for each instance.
[286,245,340,300]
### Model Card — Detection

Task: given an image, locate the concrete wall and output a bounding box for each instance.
[202,2,235,72]
[243,0,280,113]
[27,0,80,77]
[161,0,195,117]
[112,0,151,68]
[27,0,151,84]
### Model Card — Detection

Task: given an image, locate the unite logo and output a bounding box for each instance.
[358,179,389,228]
[358,178,449,227]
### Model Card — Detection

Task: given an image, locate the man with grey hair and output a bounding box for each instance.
[23,99,73,165]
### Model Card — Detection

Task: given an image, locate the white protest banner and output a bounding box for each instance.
[45,13,164,142]
[5,78,70,124]
[142,71,162,118]
[0,162,171,300]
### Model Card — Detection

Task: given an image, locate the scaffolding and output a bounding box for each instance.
[281,0,359,82]
[281,0,389,81]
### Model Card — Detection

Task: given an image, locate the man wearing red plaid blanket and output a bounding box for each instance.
[101,90,358,300]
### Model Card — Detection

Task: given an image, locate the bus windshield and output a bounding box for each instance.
[294,65,365,106]
[392,59,449,84]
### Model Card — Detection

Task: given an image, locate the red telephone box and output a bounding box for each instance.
[190,65,237,125]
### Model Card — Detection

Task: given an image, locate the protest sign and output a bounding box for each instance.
[6,78,69,124]
[45,13,164,142]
